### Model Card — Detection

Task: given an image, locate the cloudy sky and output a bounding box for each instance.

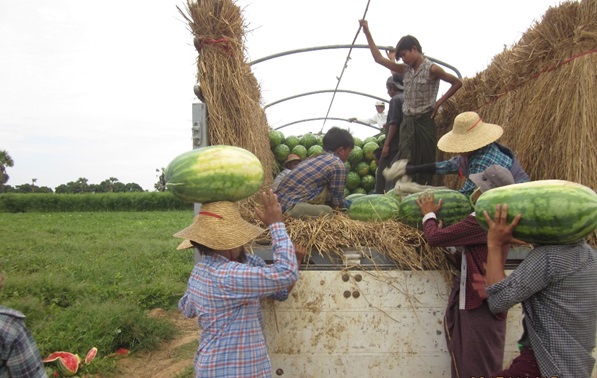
[0,0,567,191]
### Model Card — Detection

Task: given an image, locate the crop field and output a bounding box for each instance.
[0,210,196,375]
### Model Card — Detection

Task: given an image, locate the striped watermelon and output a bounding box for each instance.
[475,180,597,244]
[399,189,473,228]
[345,193,366,208]
[348,194,400,222]
[165,146,264,204]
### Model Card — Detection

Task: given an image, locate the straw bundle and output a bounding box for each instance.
[178,0,275,185]
[435,0,597,193]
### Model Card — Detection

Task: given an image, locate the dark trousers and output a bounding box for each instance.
[374,148,399,194]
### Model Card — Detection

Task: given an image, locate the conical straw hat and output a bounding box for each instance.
[437,111,503,153]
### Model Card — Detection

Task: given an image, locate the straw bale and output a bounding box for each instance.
[435,0,597,194]
[179,0,275,185]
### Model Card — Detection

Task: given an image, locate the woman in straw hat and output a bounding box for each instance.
[384,111,530,195]
[416,165,516,378]
[272,153,302,191]
[176,190,302,378]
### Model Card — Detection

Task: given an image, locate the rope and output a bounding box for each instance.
[319,0,372,134]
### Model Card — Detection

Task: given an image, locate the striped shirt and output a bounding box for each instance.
[0,306,47,378]
[275,152,347,213]
[486,241,597,377]
[178,223,298,378]
[402,58,440,116]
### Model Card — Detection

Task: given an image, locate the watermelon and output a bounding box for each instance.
[362,141,379,161]
[345,161,351,171]
[354,161,370,177]
[84,347,98,364]
[385,188,402,203]
[352,187,367,195]
[377,134,386,144]
[353,137,363,148]
[399,189,473,228]
[291,144,308,160]
[348,146,363,165]
[474,180,597,244]
[300,133,318,150]
[43,352,81,376]
[348,194,401,221]
[370,160,378,174]
[307,144,324,157]
[165,146,264,204]
[344,188,350,197]
[285,135,300,150]
[363,136,378,145]
[345,193,366,208]
[269,130,284,148]
[315,135,324,146]
[273,144,291,162]
[361,175,376,192]
[346,171,361,190]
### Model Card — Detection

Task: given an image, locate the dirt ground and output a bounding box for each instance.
[109,308,197,378]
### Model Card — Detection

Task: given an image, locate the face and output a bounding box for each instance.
[375,105,385,114]
[286,161,300,170]
[336,146,353,162]
[397,47,417,67]
[386,86,397,97]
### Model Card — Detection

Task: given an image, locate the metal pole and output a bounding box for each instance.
[191,102,208,264]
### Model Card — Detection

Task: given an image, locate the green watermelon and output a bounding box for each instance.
[353,137,363,148]
[353,187,367,195]
[292,144,308,160]
[165,146,264,204]
[399,188,473,228]
[361,175,376,192]
[363,136,378,145]
[348,194,401,221]
[377,134,386,144]
[370,160,378,174]
[385,188,402,203]
[362,141,379,161]
[348,146,363,165]
[345,193,366,208]
[308,144,324,157]
[345,161,351,171]
[269,130,284,148]
[273,144,291,162]
[354,161,370,177]
[285,135,300,150]
[43,352,81,376]
[344,188,350,197]
[475,180,597,244]
[346,171,361,190]
[300,133,318,150]
[316,135,324,146]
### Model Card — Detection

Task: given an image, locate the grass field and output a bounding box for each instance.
[0,210,196,375]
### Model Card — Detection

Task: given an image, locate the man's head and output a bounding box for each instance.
[375,101,386,114]
[283,154,301,170]
[469,165,514,202]
[437,111,504,154]
[323,127,354,162]
[395,35,423,66]
[386,74,404,96]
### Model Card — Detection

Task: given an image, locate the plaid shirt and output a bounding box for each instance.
[435,142,513,195]
[422,214,496,310]
[0,306,46,378]
[275,152,347,213]
[487,241,597,377]
[178,223,298,378]
[402,58,440,116]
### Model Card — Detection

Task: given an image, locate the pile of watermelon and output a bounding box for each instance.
[269,129,385,196]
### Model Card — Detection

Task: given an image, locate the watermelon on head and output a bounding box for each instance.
[165,145,264,204]
[300,133,319,150]
[348,194,400,221]
[475,179,597,244]
[285,135,300,150]
[399,188,473,228]
[269,130,284,148]
[291,145,308,160]
[273,144,291,162]
[348,146,363,165]
[362,141,379,161]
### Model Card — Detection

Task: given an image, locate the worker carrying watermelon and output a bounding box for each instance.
[275,127,354,219]
[384,111,530,195]
[175,191,303,378]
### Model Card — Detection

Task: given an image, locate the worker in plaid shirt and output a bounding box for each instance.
[0,274,46,378]
[175,191,301,378]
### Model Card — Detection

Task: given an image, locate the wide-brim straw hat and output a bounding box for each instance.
[173,201,265,250]
[283,154,302,168]
[437,111,504,153]
[176,240,193,251]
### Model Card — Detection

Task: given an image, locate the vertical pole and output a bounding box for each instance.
[192,102,208,265]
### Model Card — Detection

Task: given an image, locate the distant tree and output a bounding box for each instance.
[124,182,144,192]
[31,178,37,192]
[154,168,167,192]
[0,185,16,193]
[16,183,34,193]
[55,178,90,194]
[0,150,15,187]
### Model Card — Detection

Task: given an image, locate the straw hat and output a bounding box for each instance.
[283,154,301,168]
[173,201,265,250]
[437,112,504,153]
[176,240,193,251]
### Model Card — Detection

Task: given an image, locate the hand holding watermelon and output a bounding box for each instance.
[255,190,283,226]
[483,204,522,249]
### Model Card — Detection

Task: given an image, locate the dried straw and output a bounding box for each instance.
[178,0,275,185]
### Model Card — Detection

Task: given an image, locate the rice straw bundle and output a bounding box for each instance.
[435,0,597,193]
[178,0,275,185]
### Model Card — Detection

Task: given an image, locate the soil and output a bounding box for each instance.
[109,308,197,378]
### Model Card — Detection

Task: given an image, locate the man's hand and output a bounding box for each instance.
[358,19,369,31]
[484,204,521,249]
[415,191,442,216]
[294,244,306,265]
[255,190,283,226]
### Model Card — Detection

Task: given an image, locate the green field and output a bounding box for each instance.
[0,211,196,375]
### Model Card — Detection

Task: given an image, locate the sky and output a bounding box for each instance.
[0,0,568,191]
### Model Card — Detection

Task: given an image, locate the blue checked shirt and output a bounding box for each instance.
[275,152,347,213]
[435,142,513,195]
[487,241,597,377]
[178,223,298,378]
[0,306,47,378]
